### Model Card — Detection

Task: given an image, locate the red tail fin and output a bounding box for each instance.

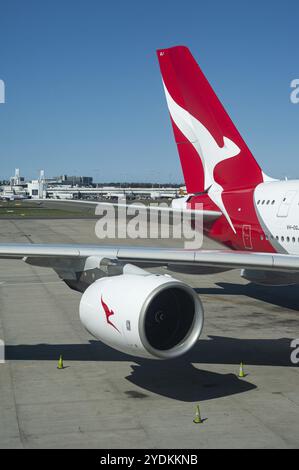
[157,46,264,193]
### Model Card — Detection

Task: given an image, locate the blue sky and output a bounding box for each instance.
[0,0,298,183]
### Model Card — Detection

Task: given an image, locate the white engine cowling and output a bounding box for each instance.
[79,271,204,359]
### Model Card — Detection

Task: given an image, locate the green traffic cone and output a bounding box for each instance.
[238,361,245,378]
[57,355,64,370]
[193,404,203,424]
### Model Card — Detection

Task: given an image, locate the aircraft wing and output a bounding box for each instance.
[0,243,299,273]
[94,201,221,220]
[26,198,222,223]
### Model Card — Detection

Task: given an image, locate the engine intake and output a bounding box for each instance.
[140,283,201,358]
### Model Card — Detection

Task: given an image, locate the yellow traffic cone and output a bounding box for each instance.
[57,355,64,370]
[193,404,203,424]
[238,361,245,378]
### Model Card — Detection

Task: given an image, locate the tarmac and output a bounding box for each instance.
[0,216,299,448]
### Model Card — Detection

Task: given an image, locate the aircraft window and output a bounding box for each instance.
[283,198,286,202]
[276,236,279,240]
[286,236,290,242]
[270,235,274,239]
[257,200,260,205]
[281,236,284,242]
[262,200,265,205]
[260,235,264,240]
[266,200,270,205]
[292,237,295,242]
[271,200,275,204]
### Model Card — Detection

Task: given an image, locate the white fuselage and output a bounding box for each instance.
[254,180,299,255]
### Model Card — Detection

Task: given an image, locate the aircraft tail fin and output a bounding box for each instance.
[157,46,264,193]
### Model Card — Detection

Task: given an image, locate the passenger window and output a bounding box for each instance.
[262,200,265,205]
[286,237,290,242]
[281,236,284,242]
[271,200,275,204]
[266,200,270,205]
[292,237,295,243]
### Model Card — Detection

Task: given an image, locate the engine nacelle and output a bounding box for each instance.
[79,272,204,359]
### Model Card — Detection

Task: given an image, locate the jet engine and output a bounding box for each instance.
[79,270,204,359]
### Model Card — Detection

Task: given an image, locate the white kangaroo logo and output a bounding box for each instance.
[163,82,240,233]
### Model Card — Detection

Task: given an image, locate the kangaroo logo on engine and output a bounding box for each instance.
[101,296,120,333]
